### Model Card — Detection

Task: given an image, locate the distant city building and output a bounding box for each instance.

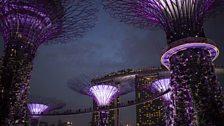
[90,98,120,126]
[108,98,119,126]
[135,76,165,126]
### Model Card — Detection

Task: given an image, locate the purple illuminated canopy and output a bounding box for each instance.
[89,85,118,106]
[102,0,216,28]
[0,0,97,47]
[102,0,223,44]
[28,103,48,116]
[151,78,171,101]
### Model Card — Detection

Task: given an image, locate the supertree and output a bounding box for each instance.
[68,75,134,126]
[28,96,65,126]
[0,0,97,125]
[28,104,49,126]
[102,0,224,125]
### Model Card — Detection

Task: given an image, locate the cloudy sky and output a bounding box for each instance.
[0,1,223,126]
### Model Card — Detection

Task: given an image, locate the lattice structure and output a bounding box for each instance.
[151,78,171,101]
[90,85,119,106]
[28,104,49,116]
[103,0,223,43]
[102,0,224,125]
[0,0,97,125]
[28,103,48,126]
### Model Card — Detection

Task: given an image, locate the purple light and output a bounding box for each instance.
[28,103,48,116]
[138,0,214,23]
[161,42,219,69]
[151,78,171,101]
[103,0,218,44]
[1,2,57,47]
[89,85,118,106]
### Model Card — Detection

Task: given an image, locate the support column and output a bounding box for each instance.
[170,48,224,125]
[0,39,36,125]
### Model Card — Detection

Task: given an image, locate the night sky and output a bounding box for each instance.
[0,2,224,126]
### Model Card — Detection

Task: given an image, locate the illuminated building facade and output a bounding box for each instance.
[135,76,165,126]
[108,98,119,126]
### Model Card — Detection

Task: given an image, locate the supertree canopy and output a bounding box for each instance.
[102,0,223,44]
[28,96,65,126]
[102,0,224,125]
[89,85,119,106]
[0,0,97,125]
[28,103,48,115]
[151,78,171,101]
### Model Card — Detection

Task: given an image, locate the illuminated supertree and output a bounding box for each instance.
[68,76,134,126]
[0,0,97,125]
[102,0,224,125]
[28,103,48,126]
[28,96,65,126]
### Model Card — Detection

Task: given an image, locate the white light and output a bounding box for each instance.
[28,103,48,115]
[90,85,118,106]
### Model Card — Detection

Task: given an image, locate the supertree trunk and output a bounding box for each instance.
[0,38,36,125]
[169,72,195,126]
[99,111,109,126]
[163,100,176,126]
[170,47,224,126]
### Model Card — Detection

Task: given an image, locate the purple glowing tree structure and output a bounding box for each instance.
[90,84,118,126]
[28,96,65,126]
[102,0,224,125]
[28,103,48,126]
[68,76,134,126]
[89,84,119,107]
[0,0,97,125]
